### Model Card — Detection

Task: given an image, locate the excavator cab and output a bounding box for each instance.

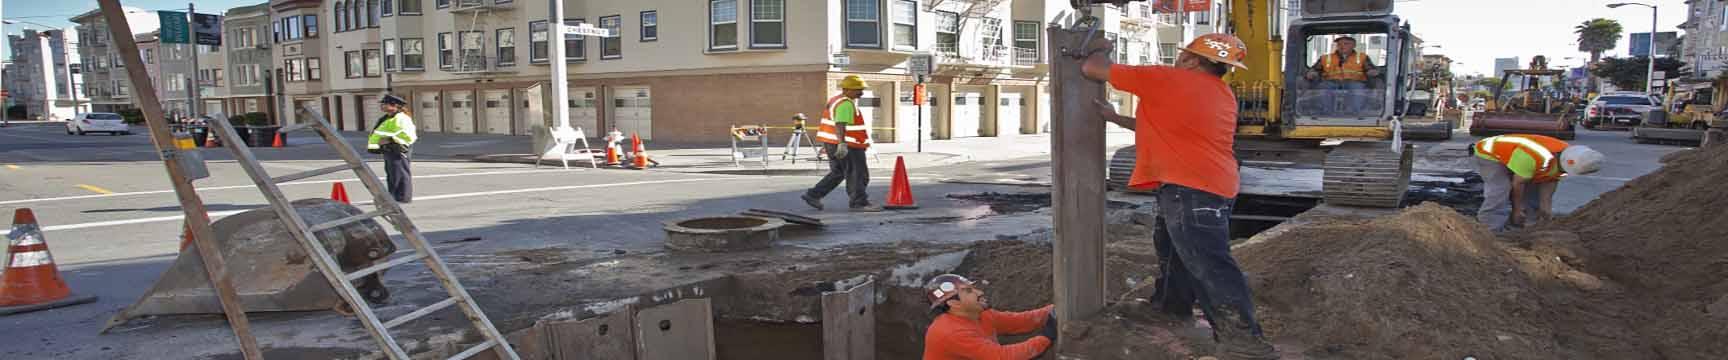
[1280,7,1413,139]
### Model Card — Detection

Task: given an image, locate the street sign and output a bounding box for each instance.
[831,53,851,66]
[192,13,222,46]
[158,11,190,44]
[559,24,614,38]
[909,54,933,76]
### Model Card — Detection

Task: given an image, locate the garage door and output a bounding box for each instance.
[416,91,443,132]
[612,86,651,140]
[1035,90,1051,134]
[859,89,887,143]
[361,95,385,130]
[569,87,599,133]
[448,90,476,133]
[951,90,984,138]
[997,92,1023,137]
[482,89,512,134]
[896,88,937,145]
[294,99,320,126]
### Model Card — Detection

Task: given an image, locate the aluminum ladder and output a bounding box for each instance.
[207,107,520,360]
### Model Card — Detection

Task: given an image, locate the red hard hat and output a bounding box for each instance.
[1180,33,1249,70]
[926,274,976,309]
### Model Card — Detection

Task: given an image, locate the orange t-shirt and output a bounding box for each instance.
[922,306,1053,360]
[1109,64,1240,198]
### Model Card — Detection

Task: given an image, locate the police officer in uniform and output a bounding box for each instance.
[368,94,417,203]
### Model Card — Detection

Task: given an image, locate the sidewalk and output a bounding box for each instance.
[458,130,1138,172]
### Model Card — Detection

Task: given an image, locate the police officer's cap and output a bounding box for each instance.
[381,94,408,106]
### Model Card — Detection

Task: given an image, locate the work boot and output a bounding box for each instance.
[1217,335,1279,360]
[849,204,884,212]
[801,194,825,211]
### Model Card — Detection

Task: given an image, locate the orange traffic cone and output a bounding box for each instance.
[0,208,97,315]
[179,222,193,252]
[885,156,918,210]
[272,132,285,148]
[331,182,351,204]
[605,143,621,166]
[630,132,651,169]
[205,135,219,148]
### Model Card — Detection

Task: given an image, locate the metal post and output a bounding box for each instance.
[1647,5,1657,94]
[917,75,924,153]
[549,0,570,132]
[188,3,201,120]
[1047,23,1108,325]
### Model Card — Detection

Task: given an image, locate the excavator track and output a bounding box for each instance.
[1321,141,1414,208]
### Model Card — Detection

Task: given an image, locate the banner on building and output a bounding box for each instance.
[1184,0,1210,12]
[159,11,189,44]
[1629,32,1679,58]
[192,13,222,46]
[1154,0,1179,13]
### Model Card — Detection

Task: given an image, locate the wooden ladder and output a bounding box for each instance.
[208,108,520,360]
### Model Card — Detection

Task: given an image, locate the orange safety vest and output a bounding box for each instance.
[1321,52,1370,81]
[1475,134,1570,183]
[817,94,871,149]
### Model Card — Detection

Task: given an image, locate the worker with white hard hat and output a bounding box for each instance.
[1472,134,1604,231]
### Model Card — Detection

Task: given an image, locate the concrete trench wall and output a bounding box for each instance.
[398,250,977,360]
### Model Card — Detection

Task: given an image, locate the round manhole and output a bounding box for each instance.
[663,216,786,252]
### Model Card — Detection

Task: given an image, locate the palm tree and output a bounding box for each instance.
[1576,18,1624,93]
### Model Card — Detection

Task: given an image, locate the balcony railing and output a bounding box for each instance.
[451,0,514,12]
[450,54,515,74]
[933,43,1033,68]
[1013,47,1040,66]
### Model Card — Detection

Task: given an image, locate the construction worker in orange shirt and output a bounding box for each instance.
[921,274,1058,360]
[1082,33,1278,359]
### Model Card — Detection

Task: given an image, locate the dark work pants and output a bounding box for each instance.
[383,148,413,203]
[805,143,870,207]
[1148,184,1265,341]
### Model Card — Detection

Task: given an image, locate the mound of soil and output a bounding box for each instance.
[1551,144,1728,299]
[1235,203,1569,359]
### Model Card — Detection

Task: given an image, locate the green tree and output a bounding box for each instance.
[1588,56,1687,91]
[1576,18,1624,92]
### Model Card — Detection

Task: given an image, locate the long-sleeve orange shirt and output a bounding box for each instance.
[922,305,1054,360]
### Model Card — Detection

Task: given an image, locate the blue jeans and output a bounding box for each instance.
[1321,80,1368,114]
[1147,185,1267,342]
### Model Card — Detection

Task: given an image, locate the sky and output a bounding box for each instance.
[0,0,1693,76]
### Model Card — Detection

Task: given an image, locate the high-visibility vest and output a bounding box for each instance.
[367,111,417,150]
[816,94,871,149]
[1475,134,1570,183]
[1321,52,1370,81]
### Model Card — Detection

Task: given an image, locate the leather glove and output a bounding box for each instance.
[835,145,850,160]
[1039,313,1060,344]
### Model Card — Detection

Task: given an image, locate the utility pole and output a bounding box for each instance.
[1047,20,1110,325]
[549,0,570,133]
[188,3,202,120]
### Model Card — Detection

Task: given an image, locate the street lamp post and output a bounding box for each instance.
[1609,2,1659,94]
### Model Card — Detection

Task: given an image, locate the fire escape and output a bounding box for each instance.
[925,0,1026,69]
[450,0,516,74]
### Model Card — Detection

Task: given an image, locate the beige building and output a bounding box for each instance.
[250,0,1164,144]
[69,7,162,114]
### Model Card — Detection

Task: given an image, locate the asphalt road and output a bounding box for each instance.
[0,121,1687,358]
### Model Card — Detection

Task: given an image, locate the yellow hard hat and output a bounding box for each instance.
[840,75,868,90]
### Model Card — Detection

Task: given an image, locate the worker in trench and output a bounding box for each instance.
[367,94,417,203]
[1081,33,1278,359]
[920,274,1059,360]
[1471,134,1604,232]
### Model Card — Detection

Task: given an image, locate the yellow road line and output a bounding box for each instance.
[75,184,114,194]
[3,164,18,170]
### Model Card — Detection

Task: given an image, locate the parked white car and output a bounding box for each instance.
[66,112,131,135]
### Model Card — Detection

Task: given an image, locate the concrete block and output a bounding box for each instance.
[636,298,716,360]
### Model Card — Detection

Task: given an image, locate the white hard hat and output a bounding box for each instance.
[1559,145,1604,175]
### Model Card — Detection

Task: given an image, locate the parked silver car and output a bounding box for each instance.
[66,112,131,135]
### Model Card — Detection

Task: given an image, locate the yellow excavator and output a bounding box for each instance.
[1106,0,1417,208]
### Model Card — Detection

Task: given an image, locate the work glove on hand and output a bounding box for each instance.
[835,145,850,160]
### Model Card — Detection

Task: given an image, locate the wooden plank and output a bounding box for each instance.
[545,309,637,360]
[635,298,716,360]
[1047,23,1111,324]
[92,1,263,358]
[821,279,875,360]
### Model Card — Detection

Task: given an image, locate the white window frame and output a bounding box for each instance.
[438,32,454,69]
[891,0,917,51]
[600,15,622,59]
[308,58,322,80]
[384,39,399,71]
[496,28,516,67]
[751,0,786,48]
[641,11,658,42]
[844,0,881,48]
[935,11,959,55]
[529,21,549,63]
[400,38,424,71]
[565,18,585,62]
[710,0,739,51]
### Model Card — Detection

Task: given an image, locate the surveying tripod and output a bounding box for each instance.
[781,118,823,164]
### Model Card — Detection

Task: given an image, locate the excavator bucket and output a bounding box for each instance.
[103,198,396,331]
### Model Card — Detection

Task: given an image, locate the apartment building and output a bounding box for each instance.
[4,29,85,120]
[1681,0,1728,79]
[271,0,333,127]
[221,3,278,122]
[145,31,202,118]
[69,7,162,113]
